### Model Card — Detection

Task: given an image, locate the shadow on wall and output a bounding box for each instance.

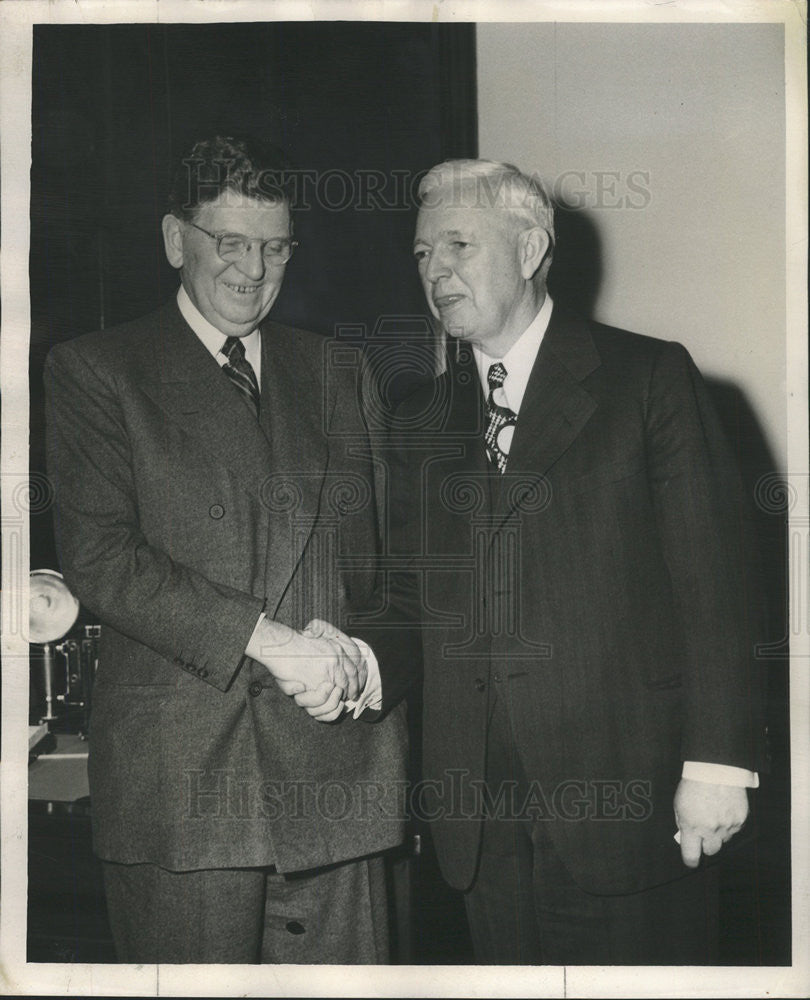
[547,200,603,322]
[702,375,791,965]
[550,198,790,962]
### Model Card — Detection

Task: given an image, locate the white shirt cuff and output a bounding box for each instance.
[682,761,759,788]
[343,637,382,718]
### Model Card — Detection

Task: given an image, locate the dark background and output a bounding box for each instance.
[27,20,478,965]
[27,21,789,966]
[29,21,477,570]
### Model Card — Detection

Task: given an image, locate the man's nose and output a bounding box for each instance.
[236,244,266,281]
[424,250,451,283]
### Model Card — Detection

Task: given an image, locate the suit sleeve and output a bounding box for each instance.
[645,341,767,771]
[44,343,264,691]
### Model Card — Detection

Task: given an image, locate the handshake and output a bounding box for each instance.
[245,616,370,722]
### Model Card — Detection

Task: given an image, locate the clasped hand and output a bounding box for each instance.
[248,617,366,722]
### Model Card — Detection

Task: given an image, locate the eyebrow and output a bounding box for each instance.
[413,228,473,248]
[215,230,291,240]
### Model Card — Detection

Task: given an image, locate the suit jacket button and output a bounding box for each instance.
[475,678,486,692]
[248,681,263,697]
[209,504,225,519]
[285,921,306,935]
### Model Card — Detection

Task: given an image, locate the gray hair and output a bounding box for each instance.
[417,159,555,277]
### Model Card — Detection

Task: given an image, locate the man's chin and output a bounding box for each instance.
[444,326,475,343]
[215,303,274,333]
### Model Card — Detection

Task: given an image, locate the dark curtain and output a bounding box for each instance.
[29,21,478,569]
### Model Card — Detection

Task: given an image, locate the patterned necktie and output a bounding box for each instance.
[484,362,517,473]
[221,336,260,419]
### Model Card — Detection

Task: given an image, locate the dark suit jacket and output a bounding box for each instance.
[357,303,765,896]
[45,299,406,874]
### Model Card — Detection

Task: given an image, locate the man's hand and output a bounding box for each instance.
[673,778,749,868]
[302,619,367,702]
[292,681,347,723]
[245,617,351,699]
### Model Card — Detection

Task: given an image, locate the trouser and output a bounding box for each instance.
[101,853,389,964]
[463,689,719,965]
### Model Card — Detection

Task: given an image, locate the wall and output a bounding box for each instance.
[476,26,792,961]
[477,22,786,471]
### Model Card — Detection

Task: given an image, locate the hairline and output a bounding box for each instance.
[172,188,290,224]
[418,164,553,232]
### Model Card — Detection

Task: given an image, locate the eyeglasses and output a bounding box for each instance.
[188,222,298,265]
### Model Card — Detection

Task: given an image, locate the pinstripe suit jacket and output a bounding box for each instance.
[357,304,766,895]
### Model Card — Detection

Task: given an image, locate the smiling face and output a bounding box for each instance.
[413,182,548,357]
[162,194,291,338]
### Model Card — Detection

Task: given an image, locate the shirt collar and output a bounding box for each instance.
[473,294,554,414]
[176,285,262,378]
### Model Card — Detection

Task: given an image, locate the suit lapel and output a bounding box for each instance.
[415,346,493,579]
[259,323,328,618]
[494,305,601,523]
[445,345,487,440]
[440,342,490,484]
[139,301,275,500]
[138,303,327,617]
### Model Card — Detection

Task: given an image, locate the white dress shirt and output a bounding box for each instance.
[177,285,263,382]
[473,291,554,414]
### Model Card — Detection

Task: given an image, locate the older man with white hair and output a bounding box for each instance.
[353,158,766,964]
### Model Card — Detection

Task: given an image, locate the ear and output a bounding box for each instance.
[518,227,551,280]
[162,214,185,269]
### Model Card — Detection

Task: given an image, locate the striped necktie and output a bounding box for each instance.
[221,336,260,419]
[484,362,517,473]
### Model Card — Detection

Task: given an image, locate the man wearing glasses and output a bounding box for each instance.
[45,135,405,964]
